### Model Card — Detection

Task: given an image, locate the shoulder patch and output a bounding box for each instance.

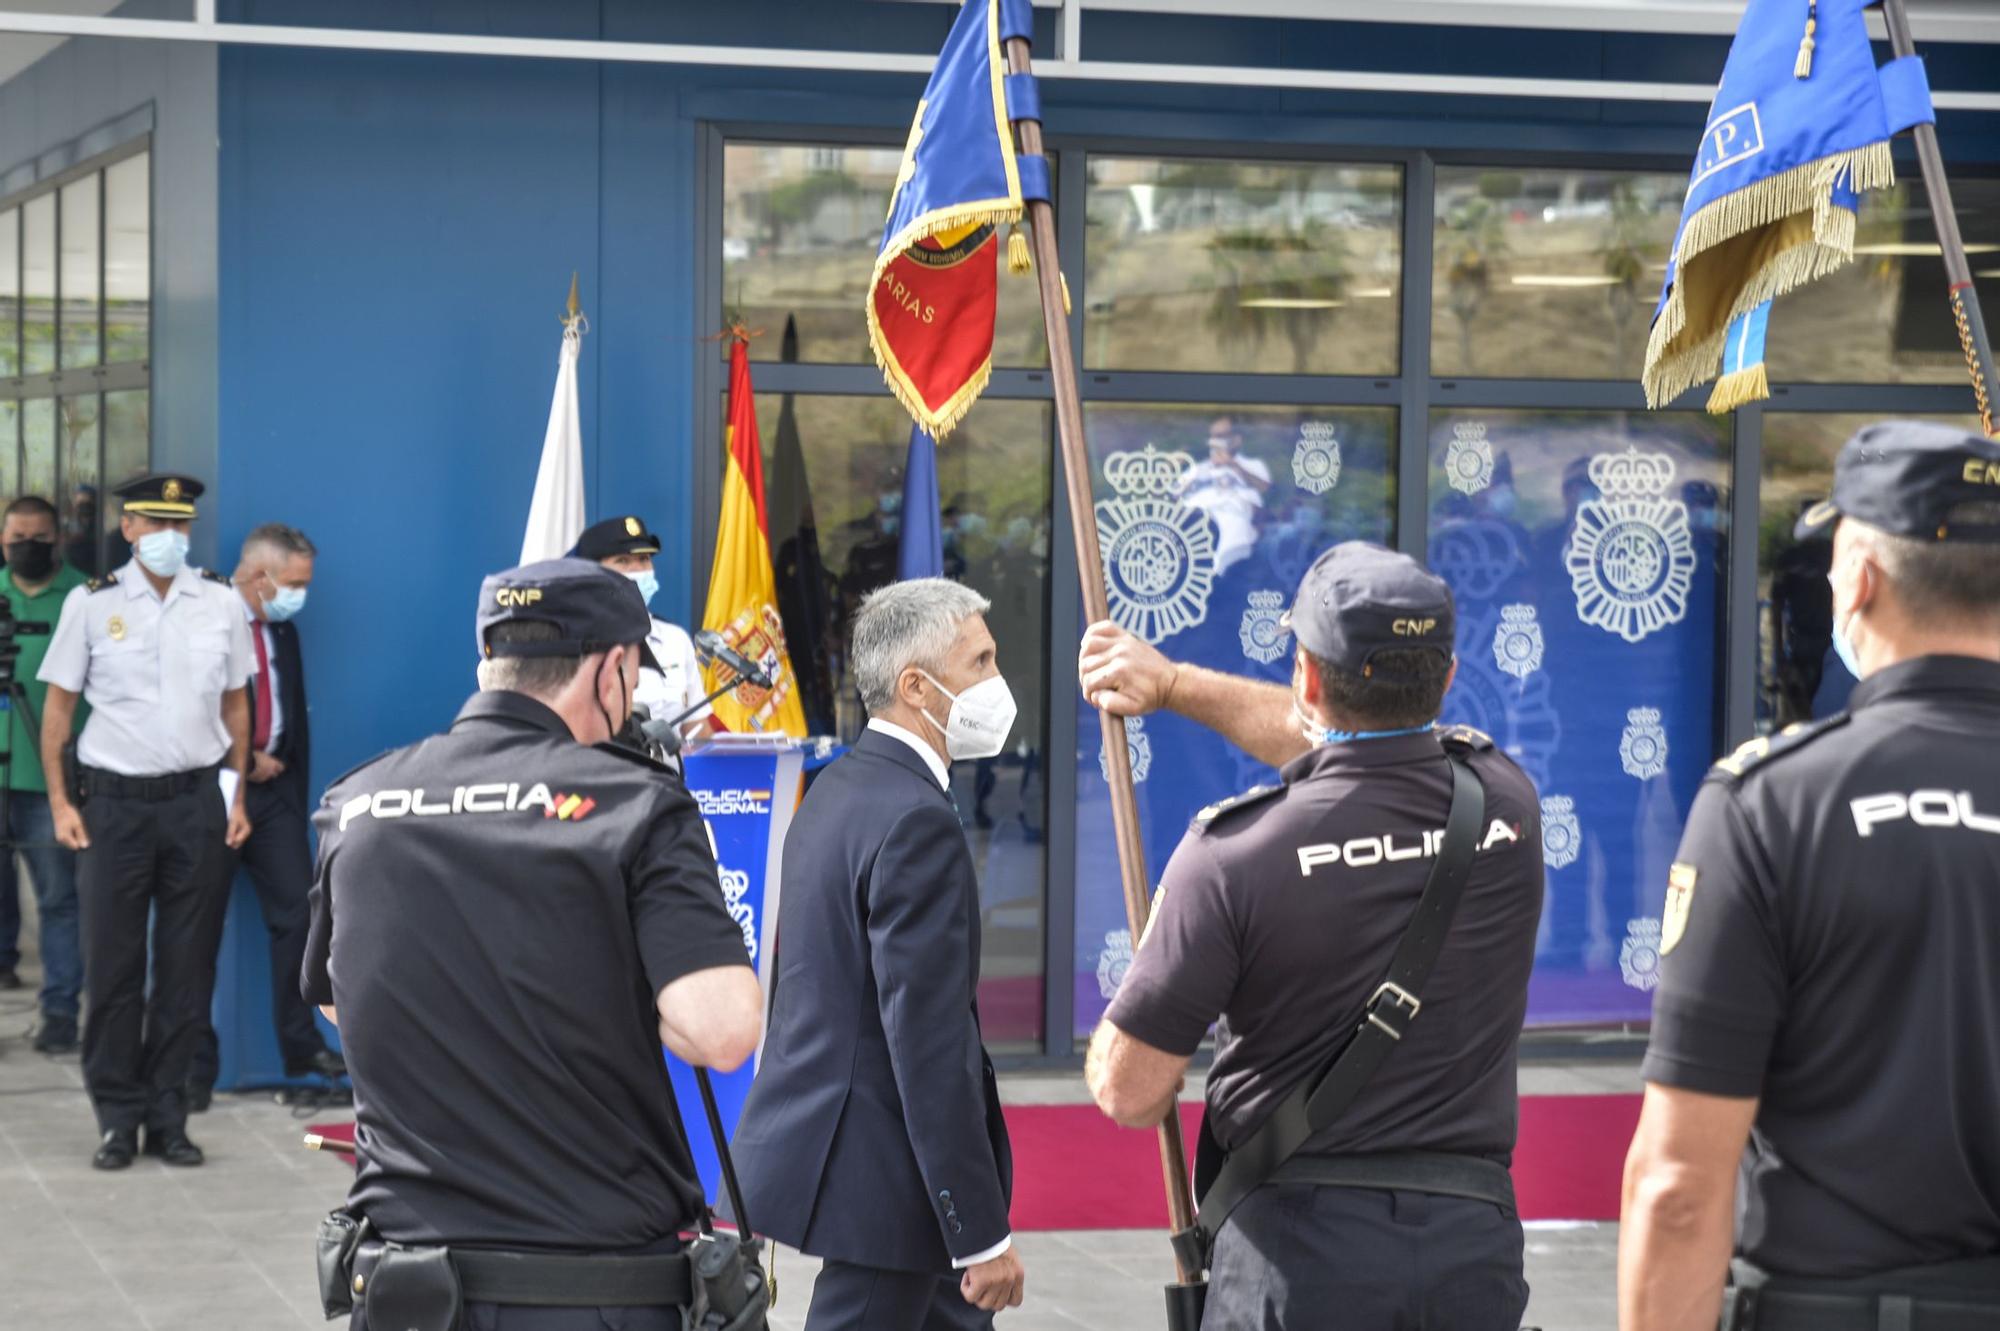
[86,577,114,594]
[1437,724,1494,753]
[1192,783,1283,832]
[1708,712,1851,784]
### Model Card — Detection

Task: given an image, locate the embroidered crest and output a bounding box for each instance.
[1491,604,1545,681]
[1238,590,1292,665]
[1565,449,1697,643]
[107,615,126,642]
[1444,421,1495,496]
[162,478,183,504]
[1096,445,1218,643]
[1662,862,1697,954]
[1099,715,1153,785]
[1619,706,1670,780]
[717,602,794,730]
[1619,917,1663,991]
[1097,929,1134,999]
[624,516,642,537]
[717,865,757,962]
[1291,421,1343,495]
[1541,794,1581,870]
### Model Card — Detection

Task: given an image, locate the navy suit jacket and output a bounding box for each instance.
[735,727,1012,1273]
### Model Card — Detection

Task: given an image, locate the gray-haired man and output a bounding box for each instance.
[734,577,1025,1330]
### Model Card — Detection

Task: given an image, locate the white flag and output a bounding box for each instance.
[519,322,586,564]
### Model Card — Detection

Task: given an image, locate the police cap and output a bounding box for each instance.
[571,515,662,560]
[1282,541,1454,676]
[476,558,662,672]
[1795,420,2000,543]
[114,472,204,520]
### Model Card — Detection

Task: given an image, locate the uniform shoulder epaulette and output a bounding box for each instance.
[1708,712,1851,784]
[1437,724,1495,753]
[86,577,114,594]
[202,569,231,587]
[592,739,681,780]
[1192,783,1283,832]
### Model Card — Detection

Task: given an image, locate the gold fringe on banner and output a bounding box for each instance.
[1707,361,1770,414]
[1008,223,1033,274]
[1643,142,1894,408]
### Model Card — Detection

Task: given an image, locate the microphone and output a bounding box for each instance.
[694,629,775,691]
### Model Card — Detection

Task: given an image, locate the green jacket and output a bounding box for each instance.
[1,561,89,793]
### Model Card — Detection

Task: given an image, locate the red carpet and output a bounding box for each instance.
[311,1093,1639,1227]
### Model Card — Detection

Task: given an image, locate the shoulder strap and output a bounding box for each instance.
[1174,753,1486,1276]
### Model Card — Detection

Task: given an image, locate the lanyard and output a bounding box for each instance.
[1315,721,1437,745]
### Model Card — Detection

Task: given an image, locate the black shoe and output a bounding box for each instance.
[286,1047,348,1081]
[0,967,21,991]
[142,1128,204,1167]
[32,1014,78,1055]
[185,1082,212,1114]
[92,1129,138,1170]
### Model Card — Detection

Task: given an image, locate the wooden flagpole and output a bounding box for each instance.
[1880,0,1998,439]
[1001,34,1202,1294]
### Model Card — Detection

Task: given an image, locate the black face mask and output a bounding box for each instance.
[5,539,56,582]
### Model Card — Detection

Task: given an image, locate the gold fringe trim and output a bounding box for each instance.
[1008,224,1032,275]
[1643,142,1894,407]
[1707,361,1770,414]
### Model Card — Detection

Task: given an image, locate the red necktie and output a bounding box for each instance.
[251,626,273,752]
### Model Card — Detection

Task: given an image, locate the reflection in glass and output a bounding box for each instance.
[22,398,55,505]
[1073,404,1397,1039]
[1431,168,1683,380]
[60,395,101,578]
[0,210,18,377]
[722,144,1048,368]
[1426,409,1729,1026]
[753,392,1051,1050]
[1769,180,2000,385]
[1756,412,1985,731]
[22,195,55,377]
[1084,157,1402,375]
[105,154,149,365]
[102,389,149,568]
[59,177,101,372]
[0,400,18,500]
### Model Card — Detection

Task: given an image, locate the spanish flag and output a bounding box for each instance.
[702,338,807,736]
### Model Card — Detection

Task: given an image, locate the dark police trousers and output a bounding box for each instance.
[76,772,231,1133]
[187,777,323,1090]
[1203,1183,1528,1331]
[806,1259,994,1331]
[350,1303,680,1331]
[1721,1255,2000,1330]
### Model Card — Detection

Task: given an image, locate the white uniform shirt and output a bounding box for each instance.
[39,561,255,776]
[1177,453,1271,575]
[633,617,709,767]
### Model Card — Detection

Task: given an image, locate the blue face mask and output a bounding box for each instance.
[264,584,308,622]
[135,529,190,578]
[1831,609,1863,678]
[626,570,660,607]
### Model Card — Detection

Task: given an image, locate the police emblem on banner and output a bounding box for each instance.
[718,865,758,962]
[1565,449,1697,644]
[1429,518,1524,606]
[1291,422,1343,495]
[1444,421,1495,496]
[1096,445,1218,643]
[1619,917,1663,992]
[1238,590,1292,665]
[1097,929,1134,1000]
[1619,706,1670,780]
[1099,715,1153,785]
[1491,604,1545,681]
[1541,795,1581,870]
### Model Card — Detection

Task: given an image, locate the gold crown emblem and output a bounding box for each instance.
[162,478,183,503]
[1103,444,1192,498]
[624,517,641,536]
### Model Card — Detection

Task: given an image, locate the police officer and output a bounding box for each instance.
[38,473,254,1170]
[1621,420,2000,1330]
[1081,542,1543,1330]
[302,558,763,1330]
[572,514,711,761]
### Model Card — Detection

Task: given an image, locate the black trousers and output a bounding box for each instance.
[351,1304,680,1330]
[806,1258,994,1331]
[188,779,325,1090]
[1203,1184,1528,1331]
[76,780,232,1134]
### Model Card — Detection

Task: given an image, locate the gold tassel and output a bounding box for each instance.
[1795,2,1817,79]
[1007,224,1032,275]
[1707,362,1770,414]
[1060,272,1073,316]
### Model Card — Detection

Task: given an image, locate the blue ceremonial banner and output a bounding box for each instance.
[1643,0,1936,412]
[899,424,945,580]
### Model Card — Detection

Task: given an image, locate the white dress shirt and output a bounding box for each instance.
[861,715,1011,1270]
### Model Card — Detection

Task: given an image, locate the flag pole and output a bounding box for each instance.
[1001,33,1203,1299]
[1880,0,1997,438]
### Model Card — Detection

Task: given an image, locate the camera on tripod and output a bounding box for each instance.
[0,600,50,691]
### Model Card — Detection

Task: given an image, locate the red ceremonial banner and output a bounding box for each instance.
[870,222,1000,437]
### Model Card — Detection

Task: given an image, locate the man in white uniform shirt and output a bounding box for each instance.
[1174,415,1272,576]
[38,473,254,1171]
[572,515,710,762]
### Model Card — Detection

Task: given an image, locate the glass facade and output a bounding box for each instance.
[0,146,150,577]
[717,137,1997,1057]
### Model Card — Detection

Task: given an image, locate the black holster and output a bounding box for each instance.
[316,1208,371,1319]
[356,1241,465,1331]
[687,1232,769,1331]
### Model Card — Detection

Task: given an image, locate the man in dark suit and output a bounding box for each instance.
[187,523,343,1107]
[736,577,1025,1329]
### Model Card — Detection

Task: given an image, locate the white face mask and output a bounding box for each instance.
[917,670,1017,761]
[135,529,190,578]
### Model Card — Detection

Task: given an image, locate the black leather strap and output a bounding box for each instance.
[452,1249,692,1307]
[1175,753,1485,1273]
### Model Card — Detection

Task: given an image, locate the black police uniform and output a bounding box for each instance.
[1104,543,1545,1331]
[1644,422,2000,1326]
[302,559,753,1329]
